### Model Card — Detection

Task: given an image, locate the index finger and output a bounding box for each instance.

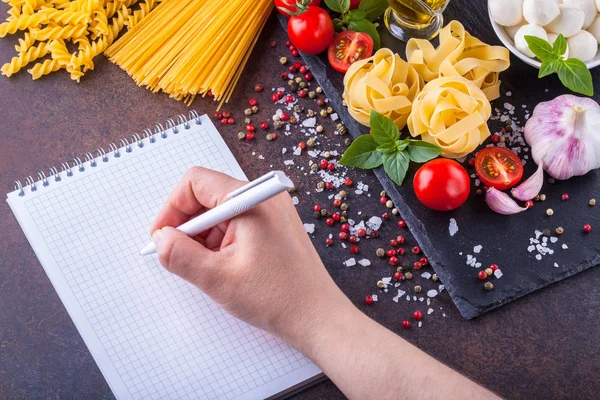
[150,167,246,233]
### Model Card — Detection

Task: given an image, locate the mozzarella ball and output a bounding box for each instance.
[515,24,549,58]
[506,21,527,39]
[523,0,561,26]
[489,0,524,27]
[547,33,570,58]
[546,4,586,37]
[562,0,597,29]
[588,15,600,43]
[567,30,599,61]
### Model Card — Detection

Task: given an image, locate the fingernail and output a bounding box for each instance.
[152,229,164,251]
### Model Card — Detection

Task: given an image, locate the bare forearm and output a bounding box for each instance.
[286,296,498,400]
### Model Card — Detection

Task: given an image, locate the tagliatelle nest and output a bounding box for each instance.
[343,48,423,130]
[406,20,510,101]
[408,76,492,159]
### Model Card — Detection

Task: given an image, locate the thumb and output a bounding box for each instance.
[152,227,224,291]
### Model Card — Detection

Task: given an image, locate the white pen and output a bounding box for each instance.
[139,171,294,256]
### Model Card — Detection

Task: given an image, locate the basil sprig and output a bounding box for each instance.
[324,0,388,49]
[340,111,442,186]
[525,34,594,96]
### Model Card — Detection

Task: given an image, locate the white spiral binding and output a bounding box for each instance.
[13,111,202,197]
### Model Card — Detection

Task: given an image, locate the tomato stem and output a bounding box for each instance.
[279,0,314,16]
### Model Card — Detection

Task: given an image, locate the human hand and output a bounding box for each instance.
[149,167,350,346]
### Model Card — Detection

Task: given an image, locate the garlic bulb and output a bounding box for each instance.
[525,95,600,180]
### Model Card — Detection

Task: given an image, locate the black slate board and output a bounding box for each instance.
[279,1,600,319]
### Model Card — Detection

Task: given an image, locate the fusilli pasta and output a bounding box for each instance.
[0,0,161,80]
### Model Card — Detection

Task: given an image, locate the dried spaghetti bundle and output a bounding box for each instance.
[105,0,273,107]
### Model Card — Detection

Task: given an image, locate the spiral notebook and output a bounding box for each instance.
[6,111,322,400]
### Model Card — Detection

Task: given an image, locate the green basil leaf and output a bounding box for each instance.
[339,134,384,169]
[333,17,345,31]
[538,59,558,78]
[358,0,389,21]
[395,139,409,152]
[552,34,567,57]
[369,110,399,147]
[325,0,350,13]
[406,141,442,163]
[524,35,555,61]
[383,151,410,186]
[348,9,367,20]
[348,18,381,49]
[557,58,594,96]
[377,143,396,154]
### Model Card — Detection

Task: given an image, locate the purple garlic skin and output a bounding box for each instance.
[525,95,600,180]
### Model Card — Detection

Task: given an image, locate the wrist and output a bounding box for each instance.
[274,284,364,360]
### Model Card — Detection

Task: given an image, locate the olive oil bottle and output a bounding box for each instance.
[384,0,450,41]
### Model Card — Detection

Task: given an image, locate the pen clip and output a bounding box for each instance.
[227,171,277,199]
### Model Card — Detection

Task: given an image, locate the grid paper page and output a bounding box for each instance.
[7,115,320,400]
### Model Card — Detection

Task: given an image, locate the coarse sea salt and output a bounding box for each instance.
[449,218,459,236]
[421,272,432,279]
[372,295,378,302]
[427,289,438,298]
[344,258,356,267]
[358,259,371,267]
[494,269,503,279]
[473,245,482,253]
[427,308,434,315]
[303,223,315,234]
[292,196,299,205]
[393,290,406,302]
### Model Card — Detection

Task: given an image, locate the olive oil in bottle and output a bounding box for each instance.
[384,0,450,41]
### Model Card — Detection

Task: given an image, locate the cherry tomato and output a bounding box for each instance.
[275,0,321,17]
[327,31,374,73]
[475,147,524,190]
[350,0,361,8]
[288,6,334,55]
[414,159,471,211]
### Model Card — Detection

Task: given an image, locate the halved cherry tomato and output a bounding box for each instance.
[275,0,321,17]
[327,31,374,73]
[475,147,524,190]
[288,6,334,54]
[414,159,471,211]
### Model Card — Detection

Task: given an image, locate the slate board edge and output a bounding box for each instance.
[277,14,599,319]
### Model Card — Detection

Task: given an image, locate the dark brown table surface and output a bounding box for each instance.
[1,3,599,400]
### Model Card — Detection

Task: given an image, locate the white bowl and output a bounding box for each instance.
[488,8,600,70]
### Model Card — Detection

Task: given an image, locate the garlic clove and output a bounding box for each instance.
[546,4,585,38]
[486,187,529,215]
[489,0,524,27]
[523,0,560,26]
[511,163,544,201]
[567,30,599,62]
[525,95,600,180]
[514,24,548,58]
[547,33,570,58]
[562,0,597,29]
[589,15,600,44]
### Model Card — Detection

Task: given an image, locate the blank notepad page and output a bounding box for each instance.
[7,115,320,400]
